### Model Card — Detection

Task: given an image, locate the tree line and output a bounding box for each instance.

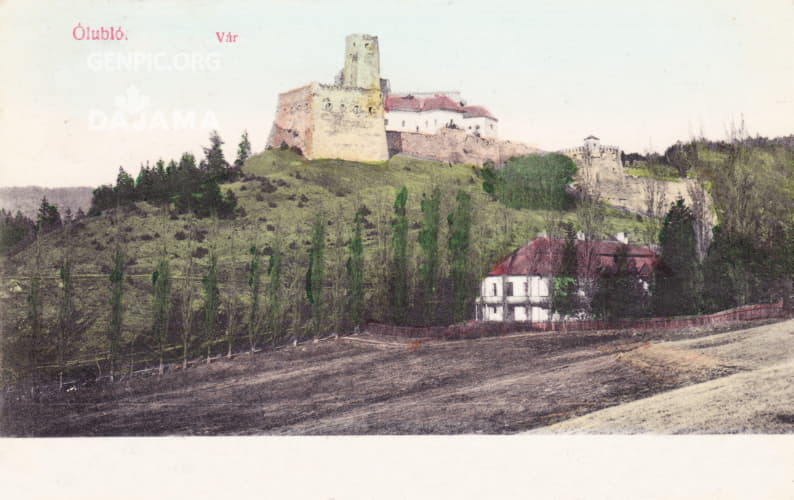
[88,130,249,218]
[4,182,481,387]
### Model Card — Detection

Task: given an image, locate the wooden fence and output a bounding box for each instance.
[366,301,791,340]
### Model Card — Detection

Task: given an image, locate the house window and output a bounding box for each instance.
[492,283,497,296]
[524,281,528,296]
[353,105,360,114]
[505,282,514,296]
[368,106,374,115]
[339,104,346,113]
[490,124,494,130]
[402,120,406,127]
[416,126,419,132]
[324,102,332,111]
[384,119,389,126]
[425,121,429,127]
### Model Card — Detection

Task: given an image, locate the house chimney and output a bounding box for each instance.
[616,232,628,244]
[576,231,586,241]
[536,231,548,239]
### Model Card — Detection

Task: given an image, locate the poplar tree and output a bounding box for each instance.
[247,243,263,353]
[418,186,441,323]
[267,240,284,343]
[26,231,43,375]
[448,190,472,323]
[225,233,242,358]
[57,221,76,389]
[552,224,579,319]
[152,257,171,374]
[390,187,409,324]
[108,244,125,380]
[305,216,326,336]
[346,211,364,326]
[180,219,196,369]
[202,253,220,363]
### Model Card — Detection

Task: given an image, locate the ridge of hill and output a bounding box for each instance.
[0,150,648,381]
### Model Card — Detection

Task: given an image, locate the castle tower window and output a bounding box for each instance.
[324,101,332,111]
[353,105,360,114]
[368,106,374,115]
[416,126,419,132]
[340,104,346,112]
[384,118,389,125]
[402,120,405,127]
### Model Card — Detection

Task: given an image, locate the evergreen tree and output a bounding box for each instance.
[235,130,252,168]
[592,245,650,320]
[114,167,136,205]
[305,216,326,336]
[448,190,472,323]
[36,196,61,233]
[390,187,409,324]
[202,253,220,362]
[202,130,231,181]
[346,211,364,326]
[654,198,702,316]
[418,186,441,323]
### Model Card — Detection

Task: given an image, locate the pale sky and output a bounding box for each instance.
[1,0,792,187]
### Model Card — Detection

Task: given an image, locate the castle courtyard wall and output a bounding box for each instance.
[386,128,539,166]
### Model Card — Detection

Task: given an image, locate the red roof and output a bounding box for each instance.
[462,105,497,121]
[384,95,423,112]
[488,237,658,278]
[385,94,495,120]
[421,94,464,112]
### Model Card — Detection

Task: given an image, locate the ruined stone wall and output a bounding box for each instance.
[309,84,389,162]
[386,128,540,166]
[561,147,714,223]
[268,83,389,162]
[267,85,313,155]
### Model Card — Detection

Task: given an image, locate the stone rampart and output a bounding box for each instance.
[386,128,540,166]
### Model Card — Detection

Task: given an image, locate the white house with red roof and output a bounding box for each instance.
[475,236,658,322]
[384,92,498,138]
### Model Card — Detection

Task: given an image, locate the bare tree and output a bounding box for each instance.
[686,181,711,260]
[641,177,667,245]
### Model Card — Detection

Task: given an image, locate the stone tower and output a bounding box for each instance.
[342,34,381,89]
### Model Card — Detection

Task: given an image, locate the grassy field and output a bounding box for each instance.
[0,150,649,382]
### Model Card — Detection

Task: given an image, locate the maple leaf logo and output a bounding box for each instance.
[113,85,150,116]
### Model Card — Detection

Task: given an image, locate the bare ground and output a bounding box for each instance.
[1,318,792,436]
[536,318,794,434]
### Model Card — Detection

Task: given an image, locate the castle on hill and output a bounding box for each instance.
[267,34,534,165]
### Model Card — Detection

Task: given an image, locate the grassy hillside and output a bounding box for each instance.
[0,150,647,381]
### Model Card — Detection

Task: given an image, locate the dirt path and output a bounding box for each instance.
[1,319,790,435]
